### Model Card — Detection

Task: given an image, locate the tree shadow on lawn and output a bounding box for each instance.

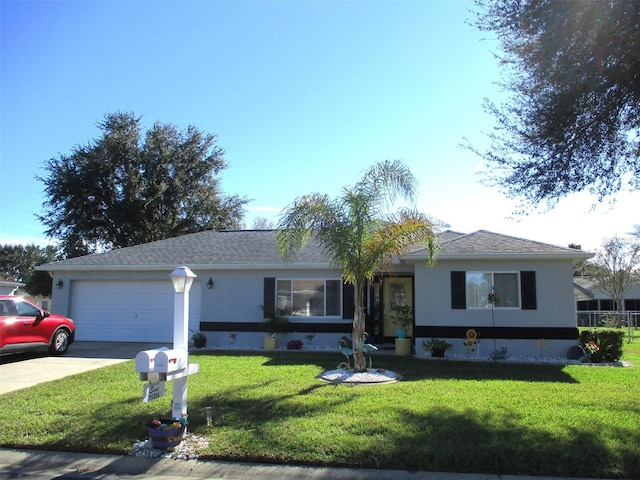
[197,350,579,384]
[377,406,638,478]
[3,357,636,479]
[185,383,639,478]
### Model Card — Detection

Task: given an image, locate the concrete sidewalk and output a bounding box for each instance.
[0,449,612,480]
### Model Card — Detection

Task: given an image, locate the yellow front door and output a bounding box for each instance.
[382,277,413,338]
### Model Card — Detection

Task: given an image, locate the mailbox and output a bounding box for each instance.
[135,346,169,373]
[155,348,189,374]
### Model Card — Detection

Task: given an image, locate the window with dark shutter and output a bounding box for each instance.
[451,271,466,309]
[520,271,537,310]
[342,282,355,319]
[263,277,275,318]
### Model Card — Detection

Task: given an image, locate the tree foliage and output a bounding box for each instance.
[586,236,640,317]
[38,112,247,257]
[0,244,58,296]
[471,0,640,207]
[276,160,439,372]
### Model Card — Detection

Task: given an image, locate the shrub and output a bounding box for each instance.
[286,339,303,350]
[578,329,624,362]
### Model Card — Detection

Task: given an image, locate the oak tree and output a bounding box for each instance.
[38,112,247,257]
[471,0,640,207]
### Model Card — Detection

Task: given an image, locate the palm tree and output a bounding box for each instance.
[276,160,438,372]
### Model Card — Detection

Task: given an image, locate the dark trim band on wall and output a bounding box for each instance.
[414,326,578,340]
[200,322,353,334]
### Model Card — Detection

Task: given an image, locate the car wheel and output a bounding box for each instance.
[49,329,70,355]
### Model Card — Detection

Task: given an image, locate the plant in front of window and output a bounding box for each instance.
[392,305,413,339]
[189,329,207,349]
[423,338,452,357]
[286,339,303,350]
[259,304,290,349]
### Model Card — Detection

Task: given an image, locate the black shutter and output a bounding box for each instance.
[451,271,466,309]
[263,277,275,318]
[520,271,537,310]
[342,282,355,319]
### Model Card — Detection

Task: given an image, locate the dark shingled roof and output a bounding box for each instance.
[38,230,329,271]
[39,229,592,272]
[408,230,592,260]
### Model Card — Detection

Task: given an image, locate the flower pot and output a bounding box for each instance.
[431,347,446,358]
[146,419,186,449]
[264,337,277,349]
[395,338,412,356]
[396,328,407,339]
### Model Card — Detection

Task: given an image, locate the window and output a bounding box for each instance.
[276,279,342,317]
[465,272,520,309]
[625,299,640,311]
[15,299,41,316]
[451,271,536,310]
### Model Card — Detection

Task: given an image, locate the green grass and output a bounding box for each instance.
[1,331,639,479]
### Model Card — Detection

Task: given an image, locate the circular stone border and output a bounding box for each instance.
[318,368,402,385]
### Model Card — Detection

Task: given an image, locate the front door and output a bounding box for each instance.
[382,277,413,340]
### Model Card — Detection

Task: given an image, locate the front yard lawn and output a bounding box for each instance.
[1,335,639,479]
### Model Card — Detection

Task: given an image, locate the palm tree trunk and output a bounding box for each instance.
[352,279,367,372]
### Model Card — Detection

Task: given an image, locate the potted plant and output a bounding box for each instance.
[259,304,290,349]
[392,305,413,339]
[423,338,452,357]
[146,415,188,449]
[190,329,207,348]
[286,339,303,350]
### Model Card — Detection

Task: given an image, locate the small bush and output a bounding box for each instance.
[286,339,303,350]
[578,329,624,362]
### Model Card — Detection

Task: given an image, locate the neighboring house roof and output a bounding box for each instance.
[573,277,596,301]
[37,229,593,273]
[408,230,593,261]
[0,277,25,295]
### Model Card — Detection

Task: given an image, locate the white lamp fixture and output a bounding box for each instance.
[170,266,196,294]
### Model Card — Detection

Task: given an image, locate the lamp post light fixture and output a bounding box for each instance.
[169,265,197,419]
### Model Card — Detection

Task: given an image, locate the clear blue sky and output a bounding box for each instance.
[1,0,638,252]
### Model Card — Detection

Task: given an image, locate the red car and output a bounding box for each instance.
[0,295,75,355]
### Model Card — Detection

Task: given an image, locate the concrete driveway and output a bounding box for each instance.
[0,341,166,395]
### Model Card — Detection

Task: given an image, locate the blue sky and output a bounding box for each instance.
[1,0,638,252]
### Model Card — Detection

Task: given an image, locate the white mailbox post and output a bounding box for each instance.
[135,266,200,423]
[169,266,197,420]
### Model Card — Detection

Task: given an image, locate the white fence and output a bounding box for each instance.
[577,310,639,328]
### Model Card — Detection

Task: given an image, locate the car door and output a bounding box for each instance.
[0,299,23,347]
[13,298,49,344]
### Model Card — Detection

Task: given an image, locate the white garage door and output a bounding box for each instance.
[69,280,201,342]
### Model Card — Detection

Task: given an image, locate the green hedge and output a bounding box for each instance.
[578,329,625,362]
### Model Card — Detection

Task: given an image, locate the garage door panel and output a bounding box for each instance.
[70,280,201,342]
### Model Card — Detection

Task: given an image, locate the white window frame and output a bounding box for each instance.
[465,271,521,309]
[276,278,342,317]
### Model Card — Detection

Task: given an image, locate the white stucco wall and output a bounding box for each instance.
[414,258,576,329]
[412,257,578,358]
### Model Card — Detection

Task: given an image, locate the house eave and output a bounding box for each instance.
[36,262,334,272]
[406,252,595,262]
